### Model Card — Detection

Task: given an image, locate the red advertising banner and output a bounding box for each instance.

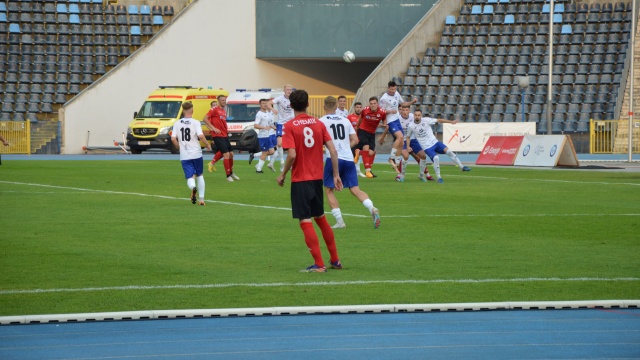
[476,136,525,165]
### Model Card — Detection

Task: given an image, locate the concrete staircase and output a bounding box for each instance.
[31,120,60,154]
[614,16,640,153]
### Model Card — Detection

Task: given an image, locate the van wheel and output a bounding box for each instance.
[169,144,180,154]
[131,149,143,154]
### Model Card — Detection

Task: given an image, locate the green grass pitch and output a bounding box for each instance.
[0,159,638,316]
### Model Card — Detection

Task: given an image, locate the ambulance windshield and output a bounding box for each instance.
[137,101,182,119]
[226,104,261,123]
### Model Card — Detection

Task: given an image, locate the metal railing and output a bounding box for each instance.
[0,121,31,154]
[590,119,640,153]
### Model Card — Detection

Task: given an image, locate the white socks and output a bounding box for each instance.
[446,149,463,168]
[362,199,374,213]
[401,159,408,175]
[331,208,344,225]
[256,159,265,171]
[433,155,441,178]
[187,177,196,190]
[197,175,205,200]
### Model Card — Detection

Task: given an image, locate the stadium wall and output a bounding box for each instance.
[354,0,462,102]
[60,0,356,154]
[255,0,439,59]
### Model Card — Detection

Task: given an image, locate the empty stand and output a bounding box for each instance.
[401,0,634,131]
[0,0,175,129]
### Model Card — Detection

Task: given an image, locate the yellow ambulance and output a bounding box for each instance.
[126,86,228,154]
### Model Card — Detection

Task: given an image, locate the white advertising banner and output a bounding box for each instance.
[443,123,536,152]
[514,135,579,167]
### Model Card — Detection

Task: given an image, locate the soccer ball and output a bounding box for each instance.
[343,51,355,63]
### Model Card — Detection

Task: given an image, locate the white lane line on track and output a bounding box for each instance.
[1,277,638,295]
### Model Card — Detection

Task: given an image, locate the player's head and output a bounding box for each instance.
[368,96,379,111]
[259,98,269,111]
[387,81,398,96]
[353,101,362,115]
[210,100,218,108]
[400,104,410,118]
[217,95,227,107]
[324,96,338,112]
[289,89,309,112]
[283,84,293,98]
[337,95,347,109]
[182,101,193,116]
[413,109,422,123]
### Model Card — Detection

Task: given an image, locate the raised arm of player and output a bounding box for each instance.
[203,113,220,134]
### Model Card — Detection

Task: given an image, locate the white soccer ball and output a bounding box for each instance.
[343,51,355,63]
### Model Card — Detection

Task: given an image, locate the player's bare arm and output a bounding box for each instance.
[437,119,459,125]
[276,147,296,187]
[401,97,418,108]
[203,114,219,133]
[170,136,179,150]
[198,134,212,151]
[349,134,358,148]
[355,113,363,131]
[378,127,388,145]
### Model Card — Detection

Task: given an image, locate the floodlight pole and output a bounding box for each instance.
[546,0,555,134]
[629,0,636,161]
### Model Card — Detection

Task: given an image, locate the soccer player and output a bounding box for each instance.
[276,89,343,273]
[391,105,434,182]
[379,81,418,174]
[204,95,239,182]
[346,102,366,178]
[254,99,276,173]
[336,95,349,117]
[355,96,387,178]
[407,109,471,183]
[205,100,221,172]
[320,96,380,229]
[170,101,211,206]
[269,84,294,172]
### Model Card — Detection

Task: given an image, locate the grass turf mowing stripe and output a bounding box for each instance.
[2,278,638,295]
[1,181,638,219]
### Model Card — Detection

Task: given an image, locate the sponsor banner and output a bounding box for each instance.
[443,123,536,152]
[476,136,524,165]
[514,135,579,167]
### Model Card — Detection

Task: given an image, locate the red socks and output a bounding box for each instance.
[223,158,231,176]
[212,151,223,163]
[314,216,339,263]
[362,151,371,170]
[300,221,323,267]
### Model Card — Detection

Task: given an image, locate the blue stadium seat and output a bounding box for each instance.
[445,15,456,25]
[561,25,572,34]
[153,15,164,25]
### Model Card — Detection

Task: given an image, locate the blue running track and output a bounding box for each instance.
[1,309,639,359]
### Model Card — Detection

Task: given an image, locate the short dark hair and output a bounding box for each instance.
[337,95,347,101]
[259,98,269,104]
[354,102,362,107]
[182,101,193,111]
[217,95,226,101]
[388,81,397,88]
[289,89,309,112]
[368,96,378,102]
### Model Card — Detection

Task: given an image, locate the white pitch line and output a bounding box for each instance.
[1,181,639,219]
[1,277,638,295]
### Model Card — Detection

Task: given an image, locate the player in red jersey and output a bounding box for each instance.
[204,95,239,182]
[277,89,343,273]
[355,97,386,178]
[346,102,366,178]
